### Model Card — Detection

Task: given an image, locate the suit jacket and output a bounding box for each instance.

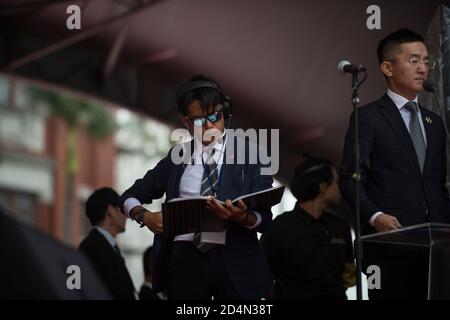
[79,229,136,300]
[340,94,450,235]
[138,283,160,300]
[120,136,274,299]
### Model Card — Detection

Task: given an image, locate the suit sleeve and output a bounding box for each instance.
[119,150,173,211]
[340,108,380,224]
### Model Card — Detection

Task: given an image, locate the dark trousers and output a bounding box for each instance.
[167,241,241,300]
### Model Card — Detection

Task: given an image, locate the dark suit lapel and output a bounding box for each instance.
[420,107,437,176]
[378,94,422,173]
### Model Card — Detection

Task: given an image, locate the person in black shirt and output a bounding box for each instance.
[261,155,355,299]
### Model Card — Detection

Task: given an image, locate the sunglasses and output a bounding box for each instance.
[188,108,223,128]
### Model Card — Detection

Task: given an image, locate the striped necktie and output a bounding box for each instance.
[404,101,426,172]
[193,148,219,253]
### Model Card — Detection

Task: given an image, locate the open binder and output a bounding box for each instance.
[162,185,285,237]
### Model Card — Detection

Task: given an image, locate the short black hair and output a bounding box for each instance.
[176,75,225,116]
[85,187,120,226]
[143,246,153,278]
[377,28,424,64]
[290,155,336,202]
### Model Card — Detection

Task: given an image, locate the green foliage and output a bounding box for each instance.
[29,87,117,139]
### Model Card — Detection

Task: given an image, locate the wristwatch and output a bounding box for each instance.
[239,211,250,225]
[133,206,147,228]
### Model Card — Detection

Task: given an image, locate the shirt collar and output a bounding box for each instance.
[295,204,319,225]
[387,89,419,111]
[94,226,117,248]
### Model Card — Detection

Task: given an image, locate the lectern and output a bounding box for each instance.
[360,223,450,299]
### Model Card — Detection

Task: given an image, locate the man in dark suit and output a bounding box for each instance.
[138,246,163,300]
[341,28,450,235]
[340,29,450,299]
[79,187,136,300]
[120,75,274,300]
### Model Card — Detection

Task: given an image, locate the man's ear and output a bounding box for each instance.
[319,182,328,194]
[380,61,393,78]
[106,204,115,218]
[181,117,194,136]
[181,116,190,129]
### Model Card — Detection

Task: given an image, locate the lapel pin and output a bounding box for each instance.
[425,117,432,124]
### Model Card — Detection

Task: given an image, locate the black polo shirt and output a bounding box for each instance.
[261,205,353,299]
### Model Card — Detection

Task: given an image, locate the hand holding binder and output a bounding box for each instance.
[162,185,285,237]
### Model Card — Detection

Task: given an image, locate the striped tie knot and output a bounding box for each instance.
[404,101,418,115]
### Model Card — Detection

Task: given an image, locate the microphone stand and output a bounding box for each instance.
[349,70,367,301]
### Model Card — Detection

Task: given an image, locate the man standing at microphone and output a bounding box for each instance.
[340,28,450,298]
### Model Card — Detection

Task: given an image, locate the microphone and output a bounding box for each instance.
[423,79,437,93]
[338,60,367,75]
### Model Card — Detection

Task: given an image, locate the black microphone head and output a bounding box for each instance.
[423,80,437,93]
[338,60,351,75]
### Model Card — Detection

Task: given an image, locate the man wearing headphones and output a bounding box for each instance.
[119,75,274,300]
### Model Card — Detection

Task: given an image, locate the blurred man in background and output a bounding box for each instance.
[79,187,136,300]
[139,246,165,300]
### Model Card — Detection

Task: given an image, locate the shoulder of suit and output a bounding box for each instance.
[79,228,97,244]
[79,229,109,251]
[78,231,95,251]
[157,143,190,167]
[358,97,385,114]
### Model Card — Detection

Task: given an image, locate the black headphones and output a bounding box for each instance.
[175,80,232,121]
